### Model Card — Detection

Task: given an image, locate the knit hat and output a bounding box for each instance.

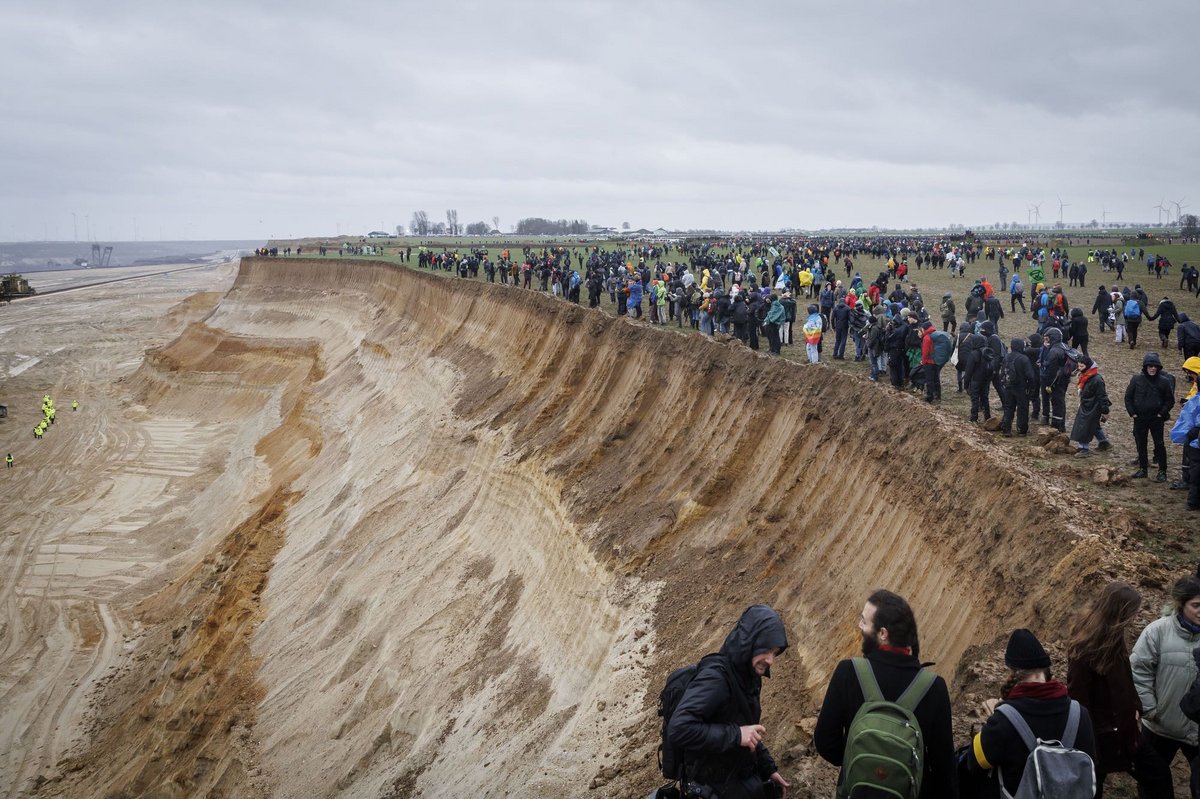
[1004,629,1051,670]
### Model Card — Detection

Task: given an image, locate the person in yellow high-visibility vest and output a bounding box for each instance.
[5,453,13,468]
[72,400,78,411]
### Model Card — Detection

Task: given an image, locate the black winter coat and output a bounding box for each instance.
[969,688,1096,796]
[1003,349,1037,391]
[1124,372,1174,419]
[668,605,787,786]
[814,649,957,798]
[1071,372,1111,443]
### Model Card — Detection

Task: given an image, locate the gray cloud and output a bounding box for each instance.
[2,0,1197,239]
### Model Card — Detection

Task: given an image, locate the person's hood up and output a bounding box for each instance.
[719,604,788,679]
[1143,351,1164,373]
[980,321,995,337]
[1071,307,1084,318]
[1180,312,1190,323]
[1045,327,1063,345]
[943,292,952,299]
[1011,338,1026,354]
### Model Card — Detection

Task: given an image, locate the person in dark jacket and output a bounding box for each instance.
[1179,313,1200,360]
[962,329,993,423]
[886,312,911,389]
[1027,332,1046,425]
[1125,352,1176,480]
[730,293,751,343]
[1067,582,1143,799]
[1093,285,1114,333]
[667,605,790,798]
[1068,306,1090,356]
[984,293,1005,335]
[1147,296,1182,349]
[814,589,957,798]
[1000,338,1037,436]
[956,324,973,392]
[1071,356,1112,456]
[1040,327,1071,432]
[969,629,1097,796]
[831,299,851,359]
[980,321,1006,405]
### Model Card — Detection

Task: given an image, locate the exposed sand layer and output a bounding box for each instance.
[1,258,1155,798]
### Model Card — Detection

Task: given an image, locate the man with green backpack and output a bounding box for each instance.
[814,589,957,798]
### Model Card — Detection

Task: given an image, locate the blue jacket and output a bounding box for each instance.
[627,281,643,307]
[1170,394,1200,451]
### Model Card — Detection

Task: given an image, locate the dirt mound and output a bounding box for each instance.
[10,258,1158,798]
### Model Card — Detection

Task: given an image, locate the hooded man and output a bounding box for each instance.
[1147,296,1182,349]
[667,605,790,798]
[1125,352,1176,481]
[1178,313,1200,360]
[1040,327,1071,432]
[999,337,1038,436]
[940,291,957,334]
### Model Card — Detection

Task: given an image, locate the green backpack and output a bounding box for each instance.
[837,658,936,799]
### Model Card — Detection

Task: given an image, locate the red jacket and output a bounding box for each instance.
[921,329,936,365]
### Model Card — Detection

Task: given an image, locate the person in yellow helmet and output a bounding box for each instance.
[1169,357,1200,491]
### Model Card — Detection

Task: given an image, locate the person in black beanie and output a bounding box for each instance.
[968,629,1097,796]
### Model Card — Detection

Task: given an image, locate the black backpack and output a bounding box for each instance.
[657,654,728,783]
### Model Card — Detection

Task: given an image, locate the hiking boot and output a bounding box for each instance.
[1074,449,1092,458]
[1096,440,1111,452]
[1170,480,1190,490]
[1154,470,1168,483]
[1041,416,1050,425]
[1131,469,1148,479]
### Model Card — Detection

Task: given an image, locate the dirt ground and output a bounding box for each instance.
[0,254,1194,797]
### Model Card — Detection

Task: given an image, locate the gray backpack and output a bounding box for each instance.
[996,701,1095,799]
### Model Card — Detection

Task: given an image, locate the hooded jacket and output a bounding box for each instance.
[1040,328,1069,389]
[1124,352,1175,419]
[1002,338,1037,390]
[667,605,788,784]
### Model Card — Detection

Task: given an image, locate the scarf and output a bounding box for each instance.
[1179,613,1200,635]
[878,643,913,656]
[1006,680,1069,701]
[1078,366,1099,390]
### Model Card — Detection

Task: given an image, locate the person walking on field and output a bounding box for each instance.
[1067,581,1143,799]
[1125,352,1176,481]
[5,453,11,468]
[1130,566,1200,798]
[1071,355,1112,457]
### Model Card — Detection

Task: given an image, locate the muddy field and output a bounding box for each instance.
[0,255,1192,797]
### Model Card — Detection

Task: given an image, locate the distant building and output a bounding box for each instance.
[367,231,391,238]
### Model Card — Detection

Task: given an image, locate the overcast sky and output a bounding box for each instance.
[2,1,1198,241]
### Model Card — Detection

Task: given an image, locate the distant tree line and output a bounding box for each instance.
[514,218,589,235]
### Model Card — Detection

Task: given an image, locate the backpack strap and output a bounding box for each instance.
[895,668,937,714]
[851,657,884,703]
[1061,700,1081,749]
[996,703,1039,753]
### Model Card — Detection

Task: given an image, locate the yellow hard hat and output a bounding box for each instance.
[1184,356,1200,376]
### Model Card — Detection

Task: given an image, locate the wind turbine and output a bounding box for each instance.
[1101,207,1109,226]
[1031,202,1042,227]
[1171,198,1187,224]
[1057,196,1071,225]
[1154,198,1168,225]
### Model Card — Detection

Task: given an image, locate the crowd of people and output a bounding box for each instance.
[402,237,1200,512]
[658,570,1200,798]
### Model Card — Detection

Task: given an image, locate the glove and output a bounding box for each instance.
[1188,426,1200,443]
[1044,386,1052,395]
